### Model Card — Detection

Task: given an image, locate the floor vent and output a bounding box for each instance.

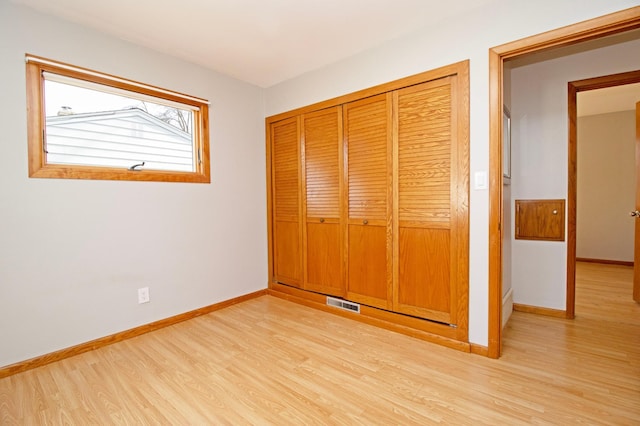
[326,297,360,314]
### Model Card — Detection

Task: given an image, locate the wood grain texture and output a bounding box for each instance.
[268,284,464,347]
[0,290,267,379]
[515,199,565,241]
[451,64,470,343]
[271,117,302,286]
[274,221,302,285]
[488,48,503,359]
[635,101,640,302]
[397,80,452,225]
[305,222,342,295]
[397,228,451,323]
[347,224,389,307]
[302,107,344,296]
[1,263,638,424]
[272,118,300,219]
[344,95,390,221]
[394,77,468,323]
[490,6,640,59]
[267,62,469,345]
[266,61,470,123]
[576,257,634,267]
[488,4,640,361]
[567,81,578,319]
[512,303,567,318]
[303,108,341,219]
[344,94,393,309]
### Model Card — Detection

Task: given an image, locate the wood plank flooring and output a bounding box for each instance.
[1,262,638,424]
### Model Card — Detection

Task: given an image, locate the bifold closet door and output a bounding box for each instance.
[393,76,466,325]
[344,94,393,309]
[270,117,302,287]
[302,107,344,296]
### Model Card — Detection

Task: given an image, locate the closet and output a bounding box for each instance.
[267,61,469,345]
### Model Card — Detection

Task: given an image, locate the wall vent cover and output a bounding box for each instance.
[326,296,360,314]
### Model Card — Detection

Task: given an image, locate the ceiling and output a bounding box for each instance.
[578,83,640,117]
[11,0,499,88]
[12,0,640,114]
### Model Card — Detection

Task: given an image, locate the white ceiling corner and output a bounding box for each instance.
[11,0,640,115]
[11,0,499,88]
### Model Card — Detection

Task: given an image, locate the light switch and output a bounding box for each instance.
[474,171,488,190]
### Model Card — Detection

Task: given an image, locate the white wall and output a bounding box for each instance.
[577,111,636,262]
[510,36,640,309]
[0,1,267,367]
[265,0,639,345]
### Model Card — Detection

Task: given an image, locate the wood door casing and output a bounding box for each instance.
[567,71,640,318]
[302,107,344,296]
[393,77,462,324]
[271,117,302,286]
[635,101,639,302]
[344,93,393,309]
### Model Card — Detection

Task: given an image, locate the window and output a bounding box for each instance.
[26,55,210,183]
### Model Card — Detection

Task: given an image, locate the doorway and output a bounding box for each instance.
[567,73,640,317]
[488,7,640,359]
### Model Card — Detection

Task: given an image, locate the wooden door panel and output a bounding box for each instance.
[398,227,451,323]
[347,224,389,308]
[302,107,344,294]
[515,199,565,241]
[394,77,463,324]
[304,109,340,219]
[397,79,452,226]
[271,118,302,286]
[273,120,300,219]
[344,94,392,307]
[275,220,302,285]
[306,222,342,296]
[346,95,391,222]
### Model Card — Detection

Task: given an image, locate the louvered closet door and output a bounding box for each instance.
[393,76,465,325]
[271,117,302,287]
[302,107,344,296]
[344,94,393,309]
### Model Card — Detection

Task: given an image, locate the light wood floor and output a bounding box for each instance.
[1,262,638,424]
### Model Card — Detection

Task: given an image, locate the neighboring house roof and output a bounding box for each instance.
[46,108,193,172]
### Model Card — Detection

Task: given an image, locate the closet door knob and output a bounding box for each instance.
[363,219,368,225]
[320,218,325,223]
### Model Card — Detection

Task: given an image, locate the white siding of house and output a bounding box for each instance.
[46,109,193,172]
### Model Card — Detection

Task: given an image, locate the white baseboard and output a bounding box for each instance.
[502,288,514,328]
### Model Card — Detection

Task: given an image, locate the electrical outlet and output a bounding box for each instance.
[137,287,150,304]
